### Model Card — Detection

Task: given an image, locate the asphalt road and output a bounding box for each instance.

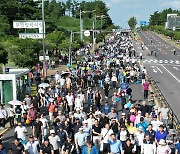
[136,31,180,120]
[1,75,144,151]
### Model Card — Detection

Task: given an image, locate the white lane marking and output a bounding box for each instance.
[173,67,179,70]
[164,60,168,63]
[159,60,163,63]
[156,66,163,73]
[153,69,157,73]
[154,60,158,63]
[169,60,174,64]
[151,66,163,73]
[161,65,180,83]
[175,60,180,64]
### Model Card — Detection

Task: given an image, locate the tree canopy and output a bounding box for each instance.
[128,17,137,30]
[0,0,114,67]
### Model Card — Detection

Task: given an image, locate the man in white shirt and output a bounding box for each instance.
[75,95,83,109]
[135,127,144,154]
[25,136,39,154]
[48,130,61,154]
[59,77,65,90]
[40,114,49,141]
[66,92,74,111]
[55,71,60,83]
[100,123,113,153]
[15,122,27,145]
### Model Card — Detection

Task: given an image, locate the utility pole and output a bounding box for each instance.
[69,30,72,64]
[80,10,83,41]
[93,21,95,52]
[42,0,46,77]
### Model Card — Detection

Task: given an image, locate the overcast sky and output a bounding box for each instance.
[59,0,180,28]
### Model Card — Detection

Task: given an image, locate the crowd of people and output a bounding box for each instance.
[0,32,180,154]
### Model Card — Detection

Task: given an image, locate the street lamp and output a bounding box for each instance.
[42,0,46,77]
[80,10,96,41]
[96,15,107,31]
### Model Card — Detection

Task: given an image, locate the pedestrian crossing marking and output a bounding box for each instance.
[139,59,180,65]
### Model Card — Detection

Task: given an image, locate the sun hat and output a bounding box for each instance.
[159,139,166,145]
[83,120,88,124]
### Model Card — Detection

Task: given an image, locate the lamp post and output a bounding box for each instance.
[42,0,46,77]
[96,15,107,31]
[80,10,96,41]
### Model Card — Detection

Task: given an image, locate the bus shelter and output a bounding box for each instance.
[0,68,30,106]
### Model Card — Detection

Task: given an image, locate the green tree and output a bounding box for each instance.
[46,30,66,51]
[9,39,42,68]
[128,17,137,30]
[0,45,8,65]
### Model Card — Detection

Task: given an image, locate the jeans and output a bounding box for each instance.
[162,119,168,128]
[88,99,93,107]
[9,116,14,128]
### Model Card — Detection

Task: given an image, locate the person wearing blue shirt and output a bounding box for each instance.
[108,133,122,154]
[137,117,148,133]
[176,140,180,154]
[102,102,111,115]
[155,125,168,143]
[82,141,99,154]
[0,143,6,154]
[75,127,87,153]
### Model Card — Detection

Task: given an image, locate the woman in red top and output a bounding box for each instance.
[48,102,56,121]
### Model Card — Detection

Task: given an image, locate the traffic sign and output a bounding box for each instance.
[19,33,45,39]
[39,56,49,61]
[84,30,90,37]
[13,20,43,29]
[140,21,147,26]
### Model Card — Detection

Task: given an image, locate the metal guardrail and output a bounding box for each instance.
[148,75,180,131]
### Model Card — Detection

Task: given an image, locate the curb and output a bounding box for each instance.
[0,128,9,135]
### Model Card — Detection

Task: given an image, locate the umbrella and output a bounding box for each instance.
[120,82,129,90]
[61,72,71,77]
[8,100,22,106]
[38,83,50,88]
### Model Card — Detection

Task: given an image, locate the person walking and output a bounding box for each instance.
[108,133,122,154]
[141,134,156,154]
[82,141,99,154]
[9,138,25,154]
[7,105,15,128]
[143,80,149,100]
[33,116,43,143]
[48,130,61,154]
[160,103,169,128]
[25,136,39,154]
[94,90,102,110]
[40,138,54,154]
[157,139,171,154]
[14,122,27,145]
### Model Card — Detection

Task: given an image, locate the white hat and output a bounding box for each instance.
[122,113,126,116]
[83,120,88,124]
[50,130,55,134]
[159,139,166,145]
[79,127,84,130]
